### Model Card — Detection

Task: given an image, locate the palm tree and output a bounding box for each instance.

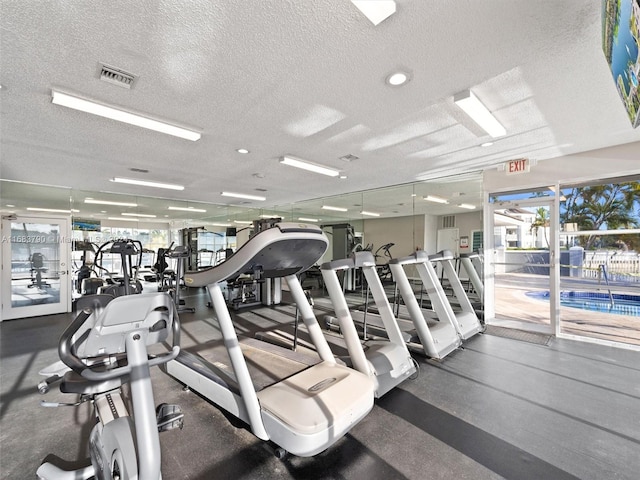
[530,207,550,248]
[561,181,640,250]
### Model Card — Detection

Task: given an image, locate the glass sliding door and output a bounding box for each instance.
[486,191,558,333]
[1,216,71,320]
[558,179,640,348]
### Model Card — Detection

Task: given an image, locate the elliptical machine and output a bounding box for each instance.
[93,239,144,297]
[160,244,195,313]
[36,293,183,480]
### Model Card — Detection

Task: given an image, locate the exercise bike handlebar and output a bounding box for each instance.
[59,296,181,382]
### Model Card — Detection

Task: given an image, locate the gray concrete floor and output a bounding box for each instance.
[1,287,639,479]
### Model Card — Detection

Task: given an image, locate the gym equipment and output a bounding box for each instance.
[92,239,144,297]
[459,251,484,302]
[321,250,416,397]
[163,245,195,313]
[374,242,395,283]
[72,241,98,294]
[28,252,51,289]
[36,292,182,480]
[427,250,484,339]
[388,251,463,359]
[166,223,375,457]
[323,224,363,291]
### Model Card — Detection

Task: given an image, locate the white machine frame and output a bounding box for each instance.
[389,251,462,359]
[167,223,375,457]
[428,250,484,340]
[321,251,416,398]
[459,251,484,302]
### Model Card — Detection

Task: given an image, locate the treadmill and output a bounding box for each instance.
[459,251,484,304]
[321,251,416,398]
[165,223,375,457]
[387,251,463,359]
[427,250,484,339]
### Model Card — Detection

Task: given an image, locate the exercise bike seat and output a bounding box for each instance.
[60,369,126,395]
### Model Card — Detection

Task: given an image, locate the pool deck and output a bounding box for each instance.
[494,273,640,346]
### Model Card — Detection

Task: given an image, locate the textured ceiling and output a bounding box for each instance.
[1,0,639,222]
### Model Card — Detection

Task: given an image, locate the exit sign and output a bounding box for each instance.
[506,158,530,175]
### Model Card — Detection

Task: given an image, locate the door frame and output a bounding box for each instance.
[1,214,72,321]
[484,193,560,335]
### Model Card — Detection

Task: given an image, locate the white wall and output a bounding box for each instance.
[363,215,425,261]
[484,141,640,192]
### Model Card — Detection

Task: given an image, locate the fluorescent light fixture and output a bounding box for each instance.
[51,89,201,141]
[221,192,266,201]
[121,212,157,218]
[339,175,348,180]
[458,204,476,210]
[360,211,380,217]
[423,195,449,204]
[322,205,348,212]
[280,156,340,177]
[85,198,137,207]
[107,216,140,222]
[481,142,494,147]
[453,90,506,138]
[168,206,207,213]
[209,223,233,227]
[236,148,250,154]
[259,214,282,219]
[111,177,184,191]
[26,207,78,213]
[298,217,319,223]
[351,0,396,26]
[234,220,253,225]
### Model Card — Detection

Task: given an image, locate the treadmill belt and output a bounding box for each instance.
[194,338,317,392]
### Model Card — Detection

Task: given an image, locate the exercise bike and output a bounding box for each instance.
[36,292,183,480]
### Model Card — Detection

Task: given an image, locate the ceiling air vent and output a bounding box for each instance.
[98,63,137,89]
[340,154,359,162]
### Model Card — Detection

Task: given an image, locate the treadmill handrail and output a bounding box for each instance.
[184,223,328,287]
[428,250,454,261]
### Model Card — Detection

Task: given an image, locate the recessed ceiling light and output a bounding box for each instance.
[51,90,201,141]
[481,142,494,147]
[360,211,380,217]
[322,205,348,212]
[6,204,15,207]
[298,217,319,223]
[234,220,253,224]
[386,71,410,86]
[236,148,250,154]
[111,177,184,190]
[168,206,207,213]
[280,155,340,177]
[458,203,476,210]
[339,175,348,180]
[85,198,138,207]
[423,195,449,204]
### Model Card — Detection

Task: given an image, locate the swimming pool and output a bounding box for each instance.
[526,291,640,316]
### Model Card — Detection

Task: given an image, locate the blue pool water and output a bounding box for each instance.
[526,291,640,316]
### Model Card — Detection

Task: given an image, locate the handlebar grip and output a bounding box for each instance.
[58,310,93,374]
